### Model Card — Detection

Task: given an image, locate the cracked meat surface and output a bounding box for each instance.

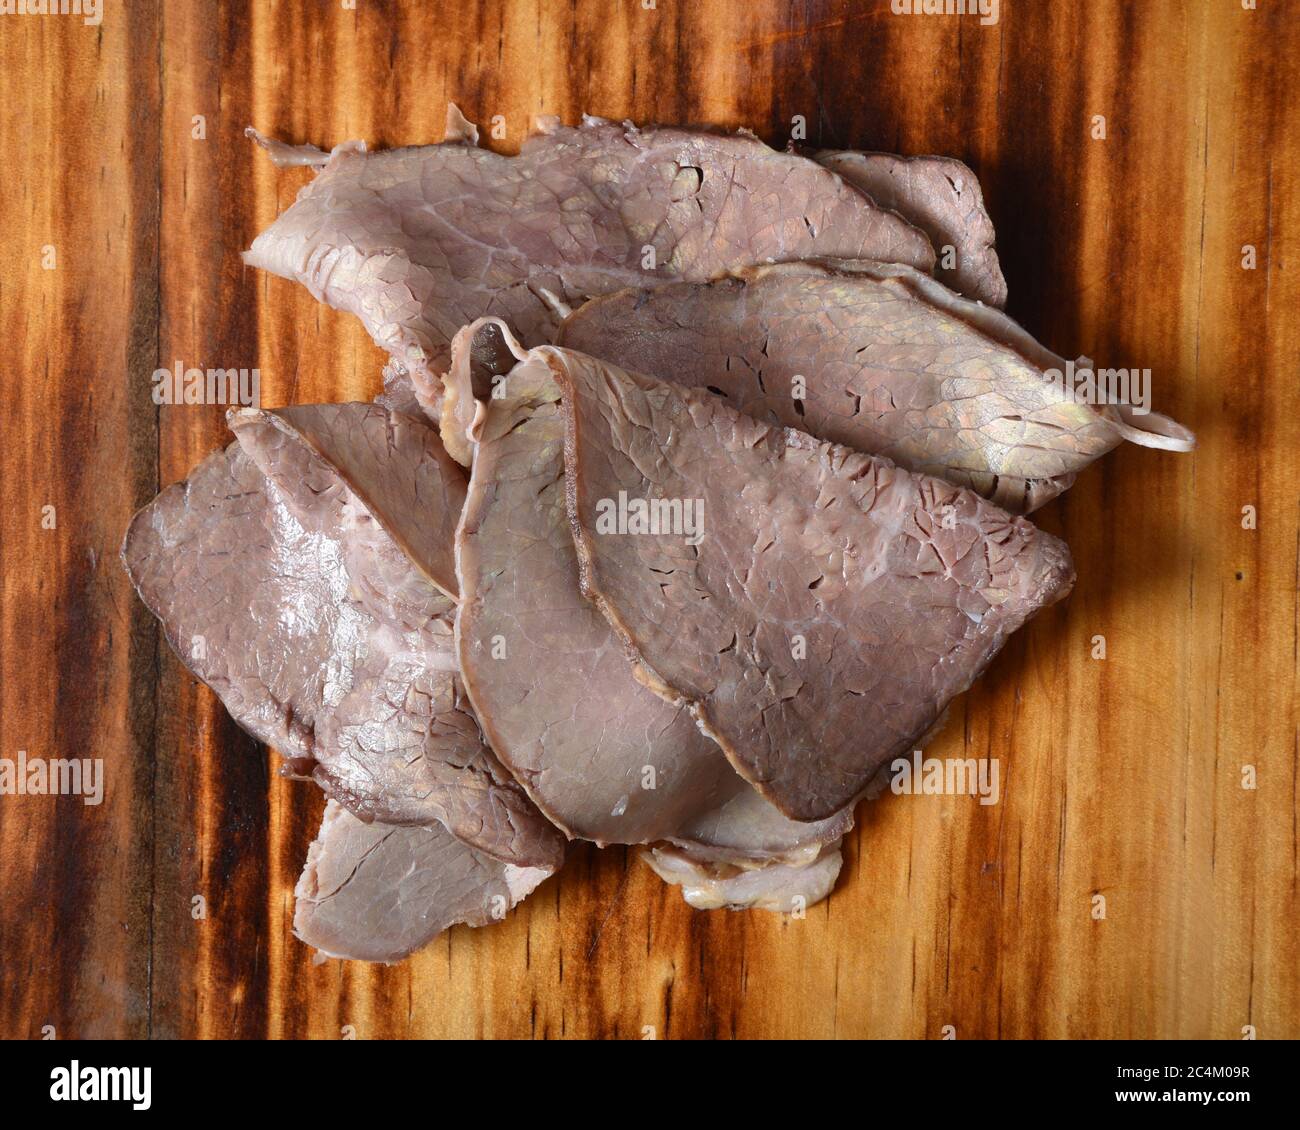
[555,349,1076,821]
[240,402,468,598]
[121,404,563,871]
[244,113,935,404]
[121,105,1195,958]
[815,150,1007,307]
[453,320,849,854]
[559,259,1194,514]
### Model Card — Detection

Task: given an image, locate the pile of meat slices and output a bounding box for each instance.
[122,106,1195,963]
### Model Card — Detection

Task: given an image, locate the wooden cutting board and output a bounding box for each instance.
[1,0,1296,1040]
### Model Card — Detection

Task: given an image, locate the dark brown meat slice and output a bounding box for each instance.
[244,108,934,412]
[294,801,552,963]
[121,409,562,869]
[451,319,848,855]
[816,150,1007,307]
[553,347,1077,822]
[558,260,1194,514]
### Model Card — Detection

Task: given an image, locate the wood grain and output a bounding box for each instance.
[0,0,1295,1040]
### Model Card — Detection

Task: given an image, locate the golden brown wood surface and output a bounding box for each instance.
[1,0,1296,1040]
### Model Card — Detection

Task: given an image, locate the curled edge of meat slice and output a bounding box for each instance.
[643,841,843,913]
[440,317,522,467]
[245,104,475,169]
[829,260,1197,454]
[647,744,909,913]
[835,261,1196,515]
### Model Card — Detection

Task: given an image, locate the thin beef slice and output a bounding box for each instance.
[558,259,1194,514]
[451,319,850,859]
[295,801,550,963]
[121,407,562,870]
[815,150,1007,307]
[554,348,1077,822]
[243,107,934,412]
[228,407,562,868]
[243,401,467,599]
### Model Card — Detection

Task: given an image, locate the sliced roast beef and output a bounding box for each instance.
[235,402,467,598]
[123,442,345,759]
[295,801,552,963]
[121,406,562,870]
[816,150,1007,307]
[557,259,1194,513]
[643,841,843,913]
[450,319,849,860]
[551,348,1076,821]
[226,406,458,630]
[244,107,934,414]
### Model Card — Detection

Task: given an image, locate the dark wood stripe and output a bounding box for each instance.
[0,0,1294,1039]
